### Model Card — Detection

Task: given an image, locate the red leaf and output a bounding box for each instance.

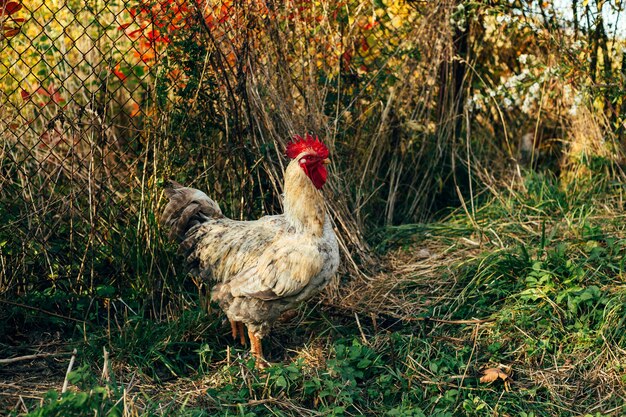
[341,50,352,66]
[113,62,127,81]
[11,17,25,22]
[129,101,140,117]
[127,28,143,38]
[360,37,369,52]
[204,14,215,29]
[118,22,132,30]
[218,4,230,23]
[20,89,30,101]
[51,90,63,104]
[138,48,155,62]
[2,2,22,15]
[31,86,64,104]
[35,87,51,97]
[3,28,20,37]
[146,29,158,40]
[363,21,377,31]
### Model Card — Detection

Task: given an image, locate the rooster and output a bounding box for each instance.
[161,134,340,367]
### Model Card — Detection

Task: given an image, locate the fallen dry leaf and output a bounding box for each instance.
[479,367,509,383]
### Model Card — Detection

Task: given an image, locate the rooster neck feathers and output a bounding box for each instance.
[283,158,326,236]
[283,135,329,236]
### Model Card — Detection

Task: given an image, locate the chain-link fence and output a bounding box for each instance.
[1,0,188,304]
[1,0,145,296]
[2,0,450,308]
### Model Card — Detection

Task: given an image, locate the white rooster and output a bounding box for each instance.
[161,134,340,366]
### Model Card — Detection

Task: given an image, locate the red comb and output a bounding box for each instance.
[285,134,329,159]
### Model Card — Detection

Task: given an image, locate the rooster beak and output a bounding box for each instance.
[322,158,331,165]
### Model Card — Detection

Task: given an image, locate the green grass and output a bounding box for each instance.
[3,170,626,416]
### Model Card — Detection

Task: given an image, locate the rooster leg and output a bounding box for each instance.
[237,322,247,346]
[248,329,268,369]
[229,319,239,341]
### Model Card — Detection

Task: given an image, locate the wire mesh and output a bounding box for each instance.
[1,0,425,301]
[1,0,155,297]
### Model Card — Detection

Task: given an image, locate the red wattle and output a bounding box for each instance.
[308,164,327,189]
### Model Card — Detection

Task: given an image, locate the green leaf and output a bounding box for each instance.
[96,285,115,298]
[274,375,287,388]
[357,358,372,368]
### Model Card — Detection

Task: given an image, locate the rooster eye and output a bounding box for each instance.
[299,155,318,164]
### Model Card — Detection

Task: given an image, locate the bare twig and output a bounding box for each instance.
[0,351,76,365]
[18,396,28,413]
[101,347,110,383]
[416,317,495,325]
[354,312,368,345]
[61,349,78,394]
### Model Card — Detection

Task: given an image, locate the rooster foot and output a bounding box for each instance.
[238,322,246,346]
[229,320,247,346]
[248,329,270,370]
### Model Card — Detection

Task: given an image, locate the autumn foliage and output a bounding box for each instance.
[0,0,24,40]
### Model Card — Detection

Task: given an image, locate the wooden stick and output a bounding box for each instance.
[17,396,28,414]
[407,316,495,325]
[0,351,75,365]
[221,397,278,407]
[426,317,495,325]
[354,312,368,345]
[101,347,110,383]
[61,349,77,393]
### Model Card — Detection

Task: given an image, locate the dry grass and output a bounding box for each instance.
[330,238,482,320]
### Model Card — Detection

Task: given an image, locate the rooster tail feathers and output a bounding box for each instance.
[161,181,223,241]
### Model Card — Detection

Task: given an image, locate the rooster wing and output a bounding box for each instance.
[183,217,325,301]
